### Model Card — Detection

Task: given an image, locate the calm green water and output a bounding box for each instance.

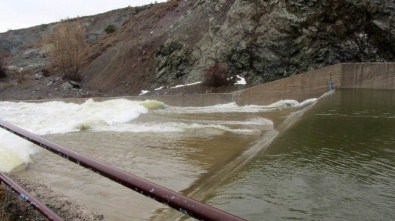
[206,89,395,220]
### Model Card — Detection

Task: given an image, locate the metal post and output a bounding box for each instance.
[329,73,334,90]
[0,119,245,221]
[0,172,64,221]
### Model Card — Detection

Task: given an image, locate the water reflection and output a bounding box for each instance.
[206,89,395,221]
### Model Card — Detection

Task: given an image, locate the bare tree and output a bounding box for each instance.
[45,20,87,81]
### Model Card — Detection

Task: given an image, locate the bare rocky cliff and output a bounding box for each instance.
[156,0,395,85]
[0,0,394,100]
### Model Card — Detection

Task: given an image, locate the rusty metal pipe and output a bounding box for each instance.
[0,119,245,221]
[0,172,64,221]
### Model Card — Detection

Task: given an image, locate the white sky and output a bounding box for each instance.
[0,0,167,33]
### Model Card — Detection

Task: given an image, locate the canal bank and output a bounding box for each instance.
[138,62,395,106]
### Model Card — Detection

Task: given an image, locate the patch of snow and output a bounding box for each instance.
[171,81,202,89]
[234,75,247,85]
[155,86,165,91]
[139,90,150,96]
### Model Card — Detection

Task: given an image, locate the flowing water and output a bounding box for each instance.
[203,89,395,221]
[0,89,394,220]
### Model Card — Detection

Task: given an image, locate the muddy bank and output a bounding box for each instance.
[0,174,104,221]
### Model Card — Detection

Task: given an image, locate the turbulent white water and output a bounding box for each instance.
[0,131,37,172]
[0,99,149,135]
[160,98,317,114]
[0,98,316,173]
[0,99,148,172]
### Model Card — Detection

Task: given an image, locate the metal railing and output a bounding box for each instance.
[0,119,245,221]
[0,172,63,221]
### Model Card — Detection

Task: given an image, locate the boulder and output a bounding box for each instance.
[34,72,43,80]
[69,80,81,88]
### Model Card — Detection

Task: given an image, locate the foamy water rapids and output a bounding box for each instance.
[0,98,315,172]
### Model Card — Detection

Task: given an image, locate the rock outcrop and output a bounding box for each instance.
[155,0,395,86]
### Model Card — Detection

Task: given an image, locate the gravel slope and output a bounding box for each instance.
[0,174,104,221]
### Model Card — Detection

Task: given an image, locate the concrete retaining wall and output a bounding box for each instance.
[234,64,342,105]
[341,63,395,89]
[233,62,395,105]
[132,93,234,106]
[135,62,395,106]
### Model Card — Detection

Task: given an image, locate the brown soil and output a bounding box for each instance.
[0,68,103,101]
[80,0,205,96]
[0,0,205,101]
[0,65,245,101]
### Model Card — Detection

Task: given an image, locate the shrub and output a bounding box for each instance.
[104,25,117,34]
[0,56,7,79]
[45,20,87,81]
[41,68,50,77]
[202,63,229,87]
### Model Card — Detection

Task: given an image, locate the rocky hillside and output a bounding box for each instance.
[0,0,394,100]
